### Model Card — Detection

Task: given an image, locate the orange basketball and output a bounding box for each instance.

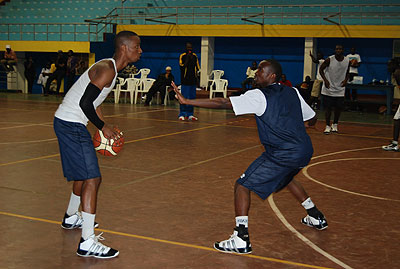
[92,129,124,156]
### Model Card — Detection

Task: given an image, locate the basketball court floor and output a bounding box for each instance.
[0,93,399,268]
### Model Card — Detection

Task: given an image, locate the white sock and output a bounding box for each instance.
[235,216,248,228]
[81,211,95,240]
[301,197,315,210]
[66,193,81,216]
[393,140,398,145]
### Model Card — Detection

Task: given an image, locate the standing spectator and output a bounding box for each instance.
[144,66,175,106]
[279,74,292,87]
[24,56,36,94]
[346,47,362,102]
[66,50,78,93]
[178,42,200,121]
[382,58,400,151]
[1,45,17,72]
[309,51,324,109]
[44,50,67,95]
[320,44,350,134]
[37,62,52,93]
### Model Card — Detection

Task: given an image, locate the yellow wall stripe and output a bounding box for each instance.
[0,41,90,53]
[118,24,400,38]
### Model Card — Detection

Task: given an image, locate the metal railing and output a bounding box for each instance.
[0,22,115,42]
[1,4,400,41]
[87,4,400,26]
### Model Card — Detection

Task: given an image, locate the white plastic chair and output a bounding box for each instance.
[135,78,155,104]
[112,77,126,103]
[209,78,228,99]
[116,78,140,104]
[208,70,224,90]
[131,68,150,79]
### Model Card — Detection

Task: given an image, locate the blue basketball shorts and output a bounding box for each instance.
[236,153,302,200]
[53,117,101,181]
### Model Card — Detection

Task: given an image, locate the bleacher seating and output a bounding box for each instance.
[0,1,400,41]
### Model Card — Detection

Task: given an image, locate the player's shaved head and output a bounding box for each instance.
[115,31,138,50]
[261,59,282,83]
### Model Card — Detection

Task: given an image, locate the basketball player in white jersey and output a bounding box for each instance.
[319,44,350,134]
[53,31,142,258]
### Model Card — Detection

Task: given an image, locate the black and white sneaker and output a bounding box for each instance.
[214,228,252,254]
[382,142,399,152]
[61,212,99,230]
[301,214,328,230]
[77,233,119,259]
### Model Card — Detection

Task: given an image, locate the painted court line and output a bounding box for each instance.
[268,195,353,269]
[0,211,333,269]
[303,157,400,202]
[111,144,262,189]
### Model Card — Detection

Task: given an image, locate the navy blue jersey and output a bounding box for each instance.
[255,84,313,167]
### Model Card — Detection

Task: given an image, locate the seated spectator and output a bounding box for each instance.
[1,45,17,72]
[37,62,52,93]
[118,63,138,79]
[279,74,292,87]
[296,76,312,102]
[232,61,258,96]
[75,60,87,76]
[144,66,175,106]
[241,61,257,90]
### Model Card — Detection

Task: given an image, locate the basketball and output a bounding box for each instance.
[350,59,358,66]
[92,129,124,156]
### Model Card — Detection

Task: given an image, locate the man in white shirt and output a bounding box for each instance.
[320,44,350,134]
[172,59,327,255]
[346,47,362,102]
[309,51,325,109]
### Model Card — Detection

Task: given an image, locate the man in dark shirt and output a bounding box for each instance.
[178,42,200,121]
[44,50,67,95]
[144,66,175,106]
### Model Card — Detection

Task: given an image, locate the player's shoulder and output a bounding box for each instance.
[89,59,116,80]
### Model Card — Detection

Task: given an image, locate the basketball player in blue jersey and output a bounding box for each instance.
[53,31,142,258]
[172,59,327,254]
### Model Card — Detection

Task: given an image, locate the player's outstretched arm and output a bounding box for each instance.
[171,82,232,109]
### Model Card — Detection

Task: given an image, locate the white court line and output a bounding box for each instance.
[303,157,400,202]
[311,146,381,160]
[0,122,53,130]
[268,195,353,269]
[0,138,58,145]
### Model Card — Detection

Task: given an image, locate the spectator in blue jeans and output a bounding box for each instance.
[178,42,200,121]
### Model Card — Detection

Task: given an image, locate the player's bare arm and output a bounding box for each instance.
[172,82,232,109]
[319,58,330,88]
[341,64,350,87]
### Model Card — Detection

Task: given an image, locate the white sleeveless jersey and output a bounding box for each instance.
[55,58,117,125]
[321,55,349,97]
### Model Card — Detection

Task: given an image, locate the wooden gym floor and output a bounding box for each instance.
[0,93,399,269]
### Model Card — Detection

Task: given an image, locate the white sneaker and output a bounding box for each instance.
[61,212,99,229]
[301,215,328,230]
[77,233,119,259]
[382,142,399,151]
[188,115,198,121]
[324,125,331,135]
[178,116,186,121]
[214,230,252,254]
[331,123,338,133]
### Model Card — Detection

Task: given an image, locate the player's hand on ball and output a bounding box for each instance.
[102,124,121,140]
